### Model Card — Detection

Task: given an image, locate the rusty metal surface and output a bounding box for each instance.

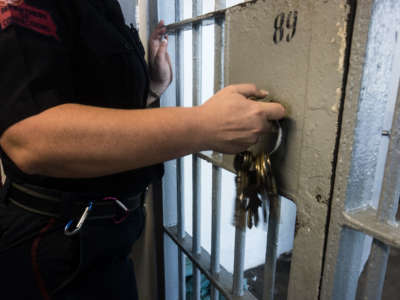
[224,1,354,299]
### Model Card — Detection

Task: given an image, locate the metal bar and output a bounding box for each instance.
[232,227,246,296]
[147,1,166,299]
[377,79,400,223]
[318,1,377,298]
[166,8,226,32]
[354,83,400,300]
[196,152,235,174]
[355,239,390,300]
[165,0,256,32]
[331,228,370,300]
[192,0,202,254]
[342,207,400,248]
[263,197,282,300]
[192,155,201,300]
[192,2,202,300]
[195,153,296,203]
[174,2,186,299]
[175,1,185,240]
[178,250,186,300]
[165,226,258,300]
[210,2,225,299]
[211,165,222,300]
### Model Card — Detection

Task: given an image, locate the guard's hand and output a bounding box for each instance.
[198,84,286,154]
[149,20,173,96]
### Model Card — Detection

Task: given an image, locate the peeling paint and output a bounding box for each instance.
[337,8,349,73]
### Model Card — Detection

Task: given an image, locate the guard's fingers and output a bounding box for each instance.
[229,84,268,98]
[259,102,286,120]
[157,20,165,28]
[151,21,166,39]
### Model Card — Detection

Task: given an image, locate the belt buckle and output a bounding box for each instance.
[103,197,129,224]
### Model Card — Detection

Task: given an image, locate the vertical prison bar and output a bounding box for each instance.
[211,165,222,300]
[192,1,203,300]
[210,1,225,299]
[324,1,400,299]
[233,227,246,296]
[356,239,389,300]
[356,68,400,300]
[175,1,186,298]
[263,197,282,300]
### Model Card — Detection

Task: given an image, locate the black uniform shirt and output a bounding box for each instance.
[0,0,163,194]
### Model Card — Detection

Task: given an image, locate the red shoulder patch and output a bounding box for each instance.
[0,0,59,40]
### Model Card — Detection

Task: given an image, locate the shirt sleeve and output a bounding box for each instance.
[0,0,75,137]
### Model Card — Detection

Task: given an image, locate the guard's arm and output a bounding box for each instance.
[0,85,285,178]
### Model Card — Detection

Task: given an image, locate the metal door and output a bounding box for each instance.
[152,1,400,299]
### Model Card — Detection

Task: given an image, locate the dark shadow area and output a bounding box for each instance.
[382,247,400,300]
[357,247,400,300]
[244,252,292,300]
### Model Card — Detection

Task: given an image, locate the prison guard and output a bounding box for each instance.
[0,0,163,195]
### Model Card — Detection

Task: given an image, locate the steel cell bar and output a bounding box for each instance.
[351,89,400,299]
[165,8,226,33]
[165,0,256,32]
[263,197,282,300]
[355,239,390,300]
[192,2,202,299]
[210,1,225,299]
[164,226,258,300]
[211,165,222,300]
[342,208,400,248]
[175,2,185,240]
[178,250,186,300]
[175,1,186,298]
[232,227,246,296]
[192,155,201,300]
[376,83,400,223]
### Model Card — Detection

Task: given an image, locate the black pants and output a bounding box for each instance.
[0,197,145,300]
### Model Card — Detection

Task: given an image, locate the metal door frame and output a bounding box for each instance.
[321,0,400,299]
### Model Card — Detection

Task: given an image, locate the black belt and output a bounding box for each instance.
[7,182,144,221]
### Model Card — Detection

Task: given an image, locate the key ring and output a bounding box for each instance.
[269,120,283,156]
[64,201,94,236]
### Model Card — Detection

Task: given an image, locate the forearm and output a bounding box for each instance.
[0,104,206,178]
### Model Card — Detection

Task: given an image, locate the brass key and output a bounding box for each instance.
[233,121,283,229]
[233,151,253,229]
[243,169,262,228]
[257,153,280,222]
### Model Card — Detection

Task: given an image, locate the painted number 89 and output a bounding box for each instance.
[273,11,298,44]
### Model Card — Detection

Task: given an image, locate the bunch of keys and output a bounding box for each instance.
[233,121,283,229]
